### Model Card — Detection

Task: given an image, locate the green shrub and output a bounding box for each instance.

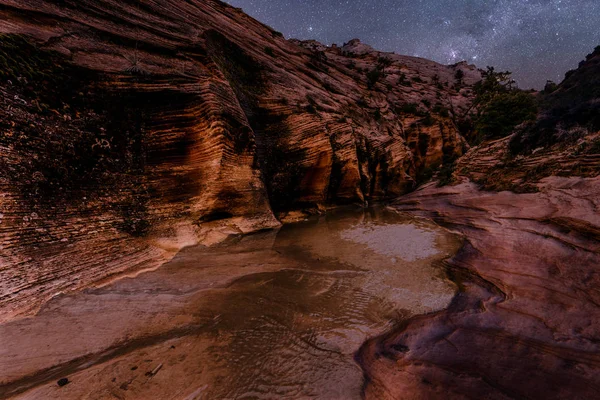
[433,104,450,117]
[454,69,464,83]
[421,113,435,126]
[377,56,393,67]
[307,51,328,72]
[398,73,412,87]
[543,80,558,94]
[397,103,422,115]
[397,73,407,84]
[305,94,319,113]
[437,162,456,186]
[466,66,537,143]
[374,108,382,120]
[475,91,537,140]
[323,81,340,94]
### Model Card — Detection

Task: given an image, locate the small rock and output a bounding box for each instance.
[57,378,69,387]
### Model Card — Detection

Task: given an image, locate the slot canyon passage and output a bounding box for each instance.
[0,0,599,399]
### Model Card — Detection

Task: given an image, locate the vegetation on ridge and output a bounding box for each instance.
[458,66,538,145]
[510,45,600,155]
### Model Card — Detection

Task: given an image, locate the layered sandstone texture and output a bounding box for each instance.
[356,49,600,399]
[447,46,600,193]
[358,177,600,399]
[0,0,478,319]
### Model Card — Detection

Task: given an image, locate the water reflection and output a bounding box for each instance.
[2,207,460,399]
[194,207,459,399]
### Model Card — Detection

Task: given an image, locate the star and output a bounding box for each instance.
[225,0,600,89]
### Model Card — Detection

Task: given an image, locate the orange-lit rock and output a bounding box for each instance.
[0,0,478,319]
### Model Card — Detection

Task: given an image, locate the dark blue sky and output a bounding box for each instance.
[225,0,600,89]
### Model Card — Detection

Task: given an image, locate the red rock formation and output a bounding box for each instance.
[434,47,600,193]
[357,178,600,399]
[355,48,600,398]
[0,0,478,319]
[1,2,599,399]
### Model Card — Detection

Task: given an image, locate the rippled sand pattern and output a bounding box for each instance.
[0,208,461,399]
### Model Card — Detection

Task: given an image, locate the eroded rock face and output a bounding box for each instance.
[359,54,600,397]
[0,0,478,318]
[445,47,600,193]
[358,177,600,399]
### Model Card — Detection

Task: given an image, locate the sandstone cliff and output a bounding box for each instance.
[0,0,478,319]
[355,48,600,399]
[1,2,600,399]
[444,46,600,192]
[360,177,600,399]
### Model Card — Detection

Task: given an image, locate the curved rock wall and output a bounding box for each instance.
[358,177,600,399]
[0,0,479,319]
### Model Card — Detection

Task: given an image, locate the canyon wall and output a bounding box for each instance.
[451,46,600,193]
[359,177,600,400]
[0,0,479,319]
[356,51,600,398]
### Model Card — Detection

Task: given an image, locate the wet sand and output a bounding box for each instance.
[0,207,461,399]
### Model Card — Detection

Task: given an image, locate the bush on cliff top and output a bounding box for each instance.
[475,91,538,140]
[462,67,538,144]
[510,45,600,154]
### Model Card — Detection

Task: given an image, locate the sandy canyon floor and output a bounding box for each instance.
[0,177,599,399]
[0,208,461,399]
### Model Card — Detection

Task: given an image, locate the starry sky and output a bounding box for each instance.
[224,0,600,89]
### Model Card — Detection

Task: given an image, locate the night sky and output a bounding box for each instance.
[224,0,600,89]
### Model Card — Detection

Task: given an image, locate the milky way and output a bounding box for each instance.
[225,0,600,89]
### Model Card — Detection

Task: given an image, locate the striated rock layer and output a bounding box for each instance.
[358,177,600,399]
[356,51,600,398]
[0,0,478,319]
[451,46,600,193]
[1,1,599,398]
